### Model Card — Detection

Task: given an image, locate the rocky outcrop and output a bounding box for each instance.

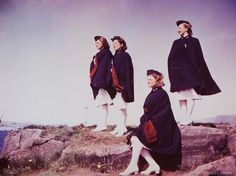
[0,124,235,176]
[184,156,236,176]
[180,126,229,169]
[0,128,67,172]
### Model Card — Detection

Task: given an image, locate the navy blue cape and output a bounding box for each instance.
[90,48,116,99]
[112,50,134,102]
[132,88,182,170]
[168,36,221,95]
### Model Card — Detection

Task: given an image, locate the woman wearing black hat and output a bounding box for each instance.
[168,20,221,125]
[110,36,134,136]
[119,70,181,175]
[89,36,115,131]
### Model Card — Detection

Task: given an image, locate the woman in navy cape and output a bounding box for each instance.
[110,36,134,136]
[89,36,115,131]
[119,69,181,175]
[168,20,221,125]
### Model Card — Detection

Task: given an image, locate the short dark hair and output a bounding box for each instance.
[94,36,110,49]
[111,36,127,51]
[147,69,162,76]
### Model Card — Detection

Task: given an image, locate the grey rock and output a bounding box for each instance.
[59,142,130,171]
[1,125,235,175]
[184,156,236,176]
[180,126,228,169]
[228,133,236,157]
[0,128,65,169]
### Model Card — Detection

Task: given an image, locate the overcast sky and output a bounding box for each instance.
[0,0,235,125]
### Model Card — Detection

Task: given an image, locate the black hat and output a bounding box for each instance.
[94,36,102,41]
[147,69,162,76]
[176,20,190,26]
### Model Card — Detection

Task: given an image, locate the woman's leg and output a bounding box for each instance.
[119,136,141,175]
[140,148,160,174]
[179,99,192,125]
[179,99,187,115]
[92,104,108,131]
[114,109,127,136]
[187,99,195,117]
[111,93,127,136]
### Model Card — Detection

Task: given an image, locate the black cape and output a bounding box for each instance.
[168,36,221,95]
[90,48,116,99]
[132,88,182,170]
[113,50,134,102]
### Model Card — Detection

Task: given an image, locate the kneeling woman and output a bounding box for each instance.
[120,69,182,175]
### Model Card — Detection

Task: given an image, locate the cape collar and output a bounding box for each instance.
[115,49,123,55]
[152,87,161,92]
[181,35,190,40]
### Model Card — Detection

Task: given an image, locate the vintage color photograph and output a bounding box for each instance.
[0,0,236,175]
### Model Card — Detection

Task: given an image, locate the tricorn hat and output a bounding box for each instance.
[176,20,190,26]
[147,69,162,76]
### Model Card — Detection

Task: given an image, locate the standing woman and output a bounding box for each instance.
[119,69,181,175]
[168,20,221,125]
[110,36,134,136]
[90,36,115,131]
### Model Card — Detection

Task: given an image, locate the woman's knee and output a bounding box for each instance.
[131,136,141,145]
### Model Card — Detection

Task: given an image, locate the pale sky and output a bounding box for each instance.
[0,0,235,125]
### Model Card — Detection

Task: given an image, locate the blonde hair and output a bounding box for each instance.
[150,73,165,88]
[183,22,193,36]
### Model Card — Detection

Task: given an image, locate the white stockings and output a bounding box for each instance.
[179,99,195,125]
[92,104,108,131]
[111,109,127,136]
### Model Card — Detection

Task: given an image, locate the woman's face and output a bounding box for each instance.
[95,39,103,50]
[112,39,123,51]
[147,75,157,88]
[177,23,188,37]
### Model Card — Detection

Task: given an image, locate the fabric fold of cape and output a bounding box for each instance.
[90,48,116,99]
[131,88,182,170]
[112,50,134,102]
[168,36,221,95]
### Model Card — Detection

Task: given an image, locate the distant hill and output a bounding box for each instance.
[195,114,236,125]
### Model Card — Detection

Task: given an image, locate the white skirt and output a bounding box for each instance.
[95,89,112,107]
[113,92,127,110]
[174,88,201,100]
